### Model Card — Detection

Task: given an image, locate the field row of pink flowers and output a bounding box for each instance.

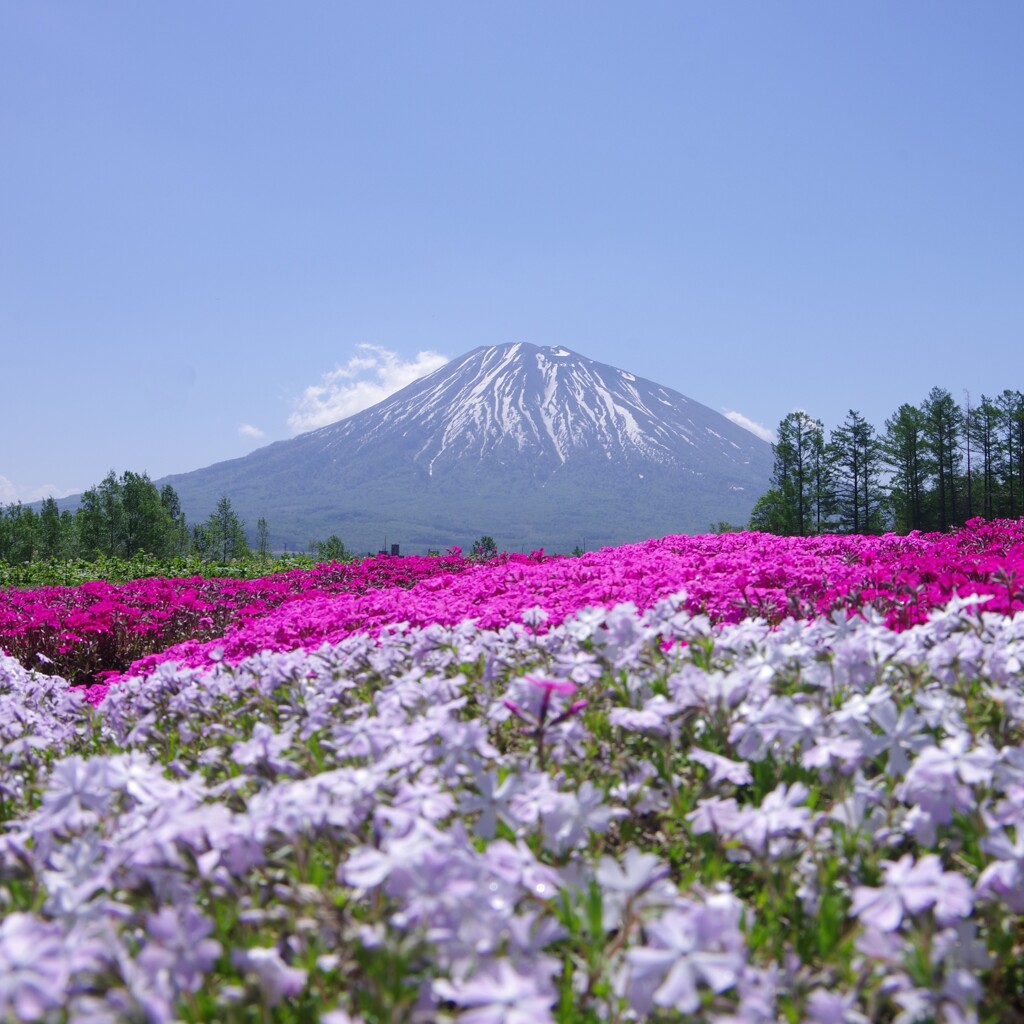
[0,551,472,688]
[4,517,1022,704]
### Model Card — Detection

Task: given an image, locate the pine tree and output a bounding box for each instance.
[200,496,250,562]
[882,403,930,533]
[921,387,964,530]
[772,411,828,535]
[828,410,884,534]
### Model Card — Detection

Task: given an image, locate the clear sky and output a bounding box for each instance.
[3,2,1022,503]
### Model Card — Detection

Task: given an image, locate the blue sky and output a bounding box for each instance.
[2,2,1022,503]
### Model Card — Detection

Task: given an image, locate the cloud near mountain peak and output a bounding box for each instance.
[724,410,774,443]
[288,345,449,433]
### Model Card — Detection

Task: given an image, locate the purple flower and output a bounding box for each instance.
[433,958,557,1024]
[801,734,864,775]
[34,755,112,833]
[540,781,624,855]
[689,747,753,786]
[624,893,746,1015]
[850,854,973,932]
[733,782,813,856]
[461,768,521,839]
[803,987,870,1024]
[977,827,1024,911]
[609,696,678,737]
[595,847,675,928]
[231,946,307,1006]
[0,913,71,1021]
[865,699,931,777]
[321,1010,366,1024]
[137,904,222,996]
[231,722,298,775]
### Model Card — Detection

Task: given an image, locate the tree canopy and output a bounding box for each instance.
[751,388,1024,536]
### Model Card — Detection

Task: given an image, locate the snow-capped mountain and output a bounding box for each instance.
[160,343,773,554]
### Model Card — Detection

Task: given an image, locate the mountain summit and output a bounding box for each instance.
[161,343,773,553]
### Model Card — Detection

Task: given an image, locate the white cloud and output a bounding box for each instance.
[724,410,775,443]
[239,423,265,439]
[0,475,79,504]
[289,344,449,433]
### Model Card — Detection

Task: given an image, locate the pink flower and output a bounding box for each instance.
[525,676,577,696]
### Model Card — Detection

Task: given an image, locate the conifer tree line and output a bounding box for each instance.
[0,471,259,564]
[750,387,1024,535]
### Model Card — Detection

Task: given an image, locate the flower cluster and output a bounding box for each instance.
[0,551,474,687]
[3,575,1024,1020]
[6,518,1023,709]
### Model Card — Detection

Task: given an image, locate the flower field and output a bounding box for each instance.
[3,518,1024,1022]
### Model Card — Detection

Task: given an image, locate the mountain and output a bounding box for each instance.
[158,343,774,554]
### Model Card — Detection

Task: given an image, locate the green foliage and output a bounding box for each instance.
[0,469,369,580]
[748,489,792,533]
[922,387,964,531]
[256,516,271,562]
[882,403,929,533]
[313,534,349,562]
[193,496,251,563]
[708,520,743,534]
[0,550,330,589]
[772,411,829,536]
[470,534,498,559]
[76,470,186,559]
[0,502,40,563]
[828,410,885,535]
[752,386,1024,536]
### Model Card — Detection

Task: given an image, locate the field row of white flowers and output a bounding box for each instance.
[3,589,1024,1022]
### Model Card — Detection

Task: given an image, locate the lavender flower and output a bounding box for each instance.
[0,913,72,1021]
[690,747,753,786]
[624,893,747,1015]
[802,987,871,1024]
[137,904,222,996]
[231,946,307,1005]
[850,854,973,932]
[594,847,676,928]
[433,958,557,1024]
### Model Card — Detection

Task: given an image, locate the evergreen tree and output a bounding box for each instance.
[995,389,1024,517]
[471,535,498,558]
[921,387,964,530]
[198,496,250,562]
[120,471,178,556]
[96,471,124,556]
[828,410,885,534]
[771,411,828,535]
[75,481,108,558]
[968,395,1003,520]
[160,484,190,555]
[882,403,930,533]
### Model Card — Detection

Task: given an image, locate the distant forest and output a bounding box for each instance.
[752,386,1024,535]
[0,471,267,565]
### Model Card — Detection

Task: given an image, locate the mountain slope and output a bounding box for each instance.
[159,343,773,553]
